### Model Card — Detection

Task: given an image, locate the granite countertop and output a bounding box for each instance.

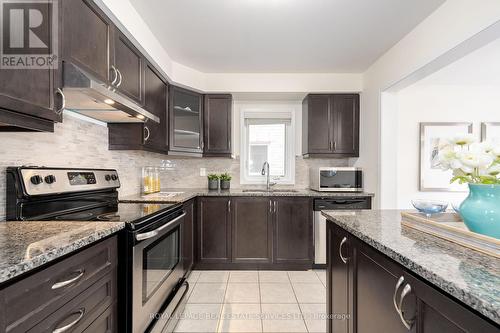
[322,210,500,325]
[120,188,375,203]
[0,221,125,286]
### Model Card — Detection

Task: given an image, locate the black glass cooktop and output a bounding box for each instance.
[51,202,179,224]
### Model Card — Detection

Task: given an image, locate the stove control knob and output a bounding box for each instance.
[111,174,118,181]
[44,175,56,184]
[105,174,112,181]
[30,175,43,185]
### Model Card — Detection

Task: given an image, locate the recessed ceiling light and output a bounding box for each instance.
[104,99,115,105]
[136,114,145,120]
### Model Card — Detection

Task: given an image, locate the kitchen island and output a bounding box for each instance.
[323,210,499,332]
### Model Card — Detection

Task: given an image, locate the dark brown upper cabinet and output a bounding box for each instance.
[231,197,273,264]
[62,0,113,85]
[203,94,232,157]
[108,62,168,154]
[62,0,144,105]
[302,94,359,158]
[273,197,313,265]
[169,86,203,155]
[143,63,168,152]
[112,29,144,105]
[0,0,62,132]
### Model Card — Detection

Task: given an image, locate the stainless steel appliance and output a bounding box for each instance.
[62,62,160,123]
[309,167,363,192]
[6,166,189,333]
[313,197,371,265]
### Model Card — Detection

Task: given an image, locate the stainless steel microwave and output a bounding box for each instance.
[309,167,363,192]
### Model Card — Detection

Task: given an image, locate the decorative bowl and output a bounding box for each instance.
[451,201,462,214]
[411,200,448,217]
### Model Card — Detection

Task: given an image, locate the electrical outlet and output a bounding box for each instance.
[200,168,206,177]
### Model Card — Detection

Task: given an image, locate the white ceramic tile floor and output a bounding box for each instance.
[175,270,327,333]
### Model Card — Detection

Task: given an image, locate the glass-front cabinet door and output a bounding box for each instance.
[169,86,203,153]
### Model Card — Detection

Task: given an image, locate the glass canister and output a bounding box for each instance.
[142,166,156,194]
[153,167,161,193]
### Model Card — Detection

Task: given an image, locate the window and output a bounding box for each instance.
[241,110,295,184]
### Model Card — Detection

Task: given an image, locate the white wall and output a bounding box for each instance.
[395,85,500,208]
[361,0,500,208]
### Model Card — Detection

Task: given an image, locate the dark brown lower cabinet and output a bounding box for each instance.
[355,239,409,333]
[273,197,313,265]
[232,197,272,264]
[327,223,353,333]
[183,199,195,272]
[196,197,313,269]
[0,236,118,333]
[197,197,232,265]
[327,222,498,333]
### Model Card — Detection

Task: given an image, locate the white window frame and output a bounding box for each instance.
[240,108,295,185]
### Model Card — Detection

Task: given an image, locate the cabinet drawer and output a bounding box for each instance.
[83,303,117,333]
[1,236,117,333]
[27,271,117,333]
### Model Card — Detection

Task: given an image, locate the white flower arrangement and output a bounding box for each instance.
[438,135,500,185]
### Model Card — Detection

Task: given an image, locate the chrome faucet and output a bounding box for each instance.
[261,161,276,190]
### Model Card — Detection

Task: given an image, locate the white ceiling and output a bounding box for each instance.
[129,0,445,73]
[414,37,500,87]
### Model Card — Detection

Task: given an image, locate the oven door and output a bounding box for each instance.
[132,211,186,333]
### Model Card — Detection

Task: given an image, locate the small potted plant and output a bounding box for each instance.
[220,173,232,190]
[207,174,219,190]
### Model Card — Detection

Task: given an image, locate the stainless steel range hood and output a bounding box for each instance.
[63,62,159,123]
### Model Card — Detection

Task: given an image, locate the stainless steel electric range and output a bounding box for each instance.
[6,166,190,333]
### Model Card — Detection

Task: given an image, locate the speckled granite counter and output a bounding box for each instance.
[322,210,500,325]
[120,188,374,203]
[0,221,125,286]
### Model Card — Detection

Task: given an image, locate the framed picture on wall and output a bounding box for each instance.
[481,122,500,143]
[419,122,473,192]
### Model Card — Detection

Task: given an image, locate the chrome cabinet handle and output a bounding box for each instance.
[339,236,348,263]
[116,68,123,87]
[333,141,337,151]
[393,276,405,313]
[228,200,231,213]
[144,126,150,142]
[110,65,118,86]
[273,201,277,213]
[55,88,65,114]
[136,212,186,241]
[398,284,415,330]
[269,200,272,213]
[52,269,85,290]
[329,141,333,150]
[52,308,85,333]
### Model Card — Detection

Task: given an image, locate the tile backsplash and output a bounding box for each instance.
[0,113,348,219]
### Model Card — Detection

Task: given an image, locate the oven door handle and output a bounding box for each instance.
[136,212,186,241]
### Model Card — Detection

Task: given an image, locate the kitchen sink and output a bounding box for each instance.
[242,189,299,193]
